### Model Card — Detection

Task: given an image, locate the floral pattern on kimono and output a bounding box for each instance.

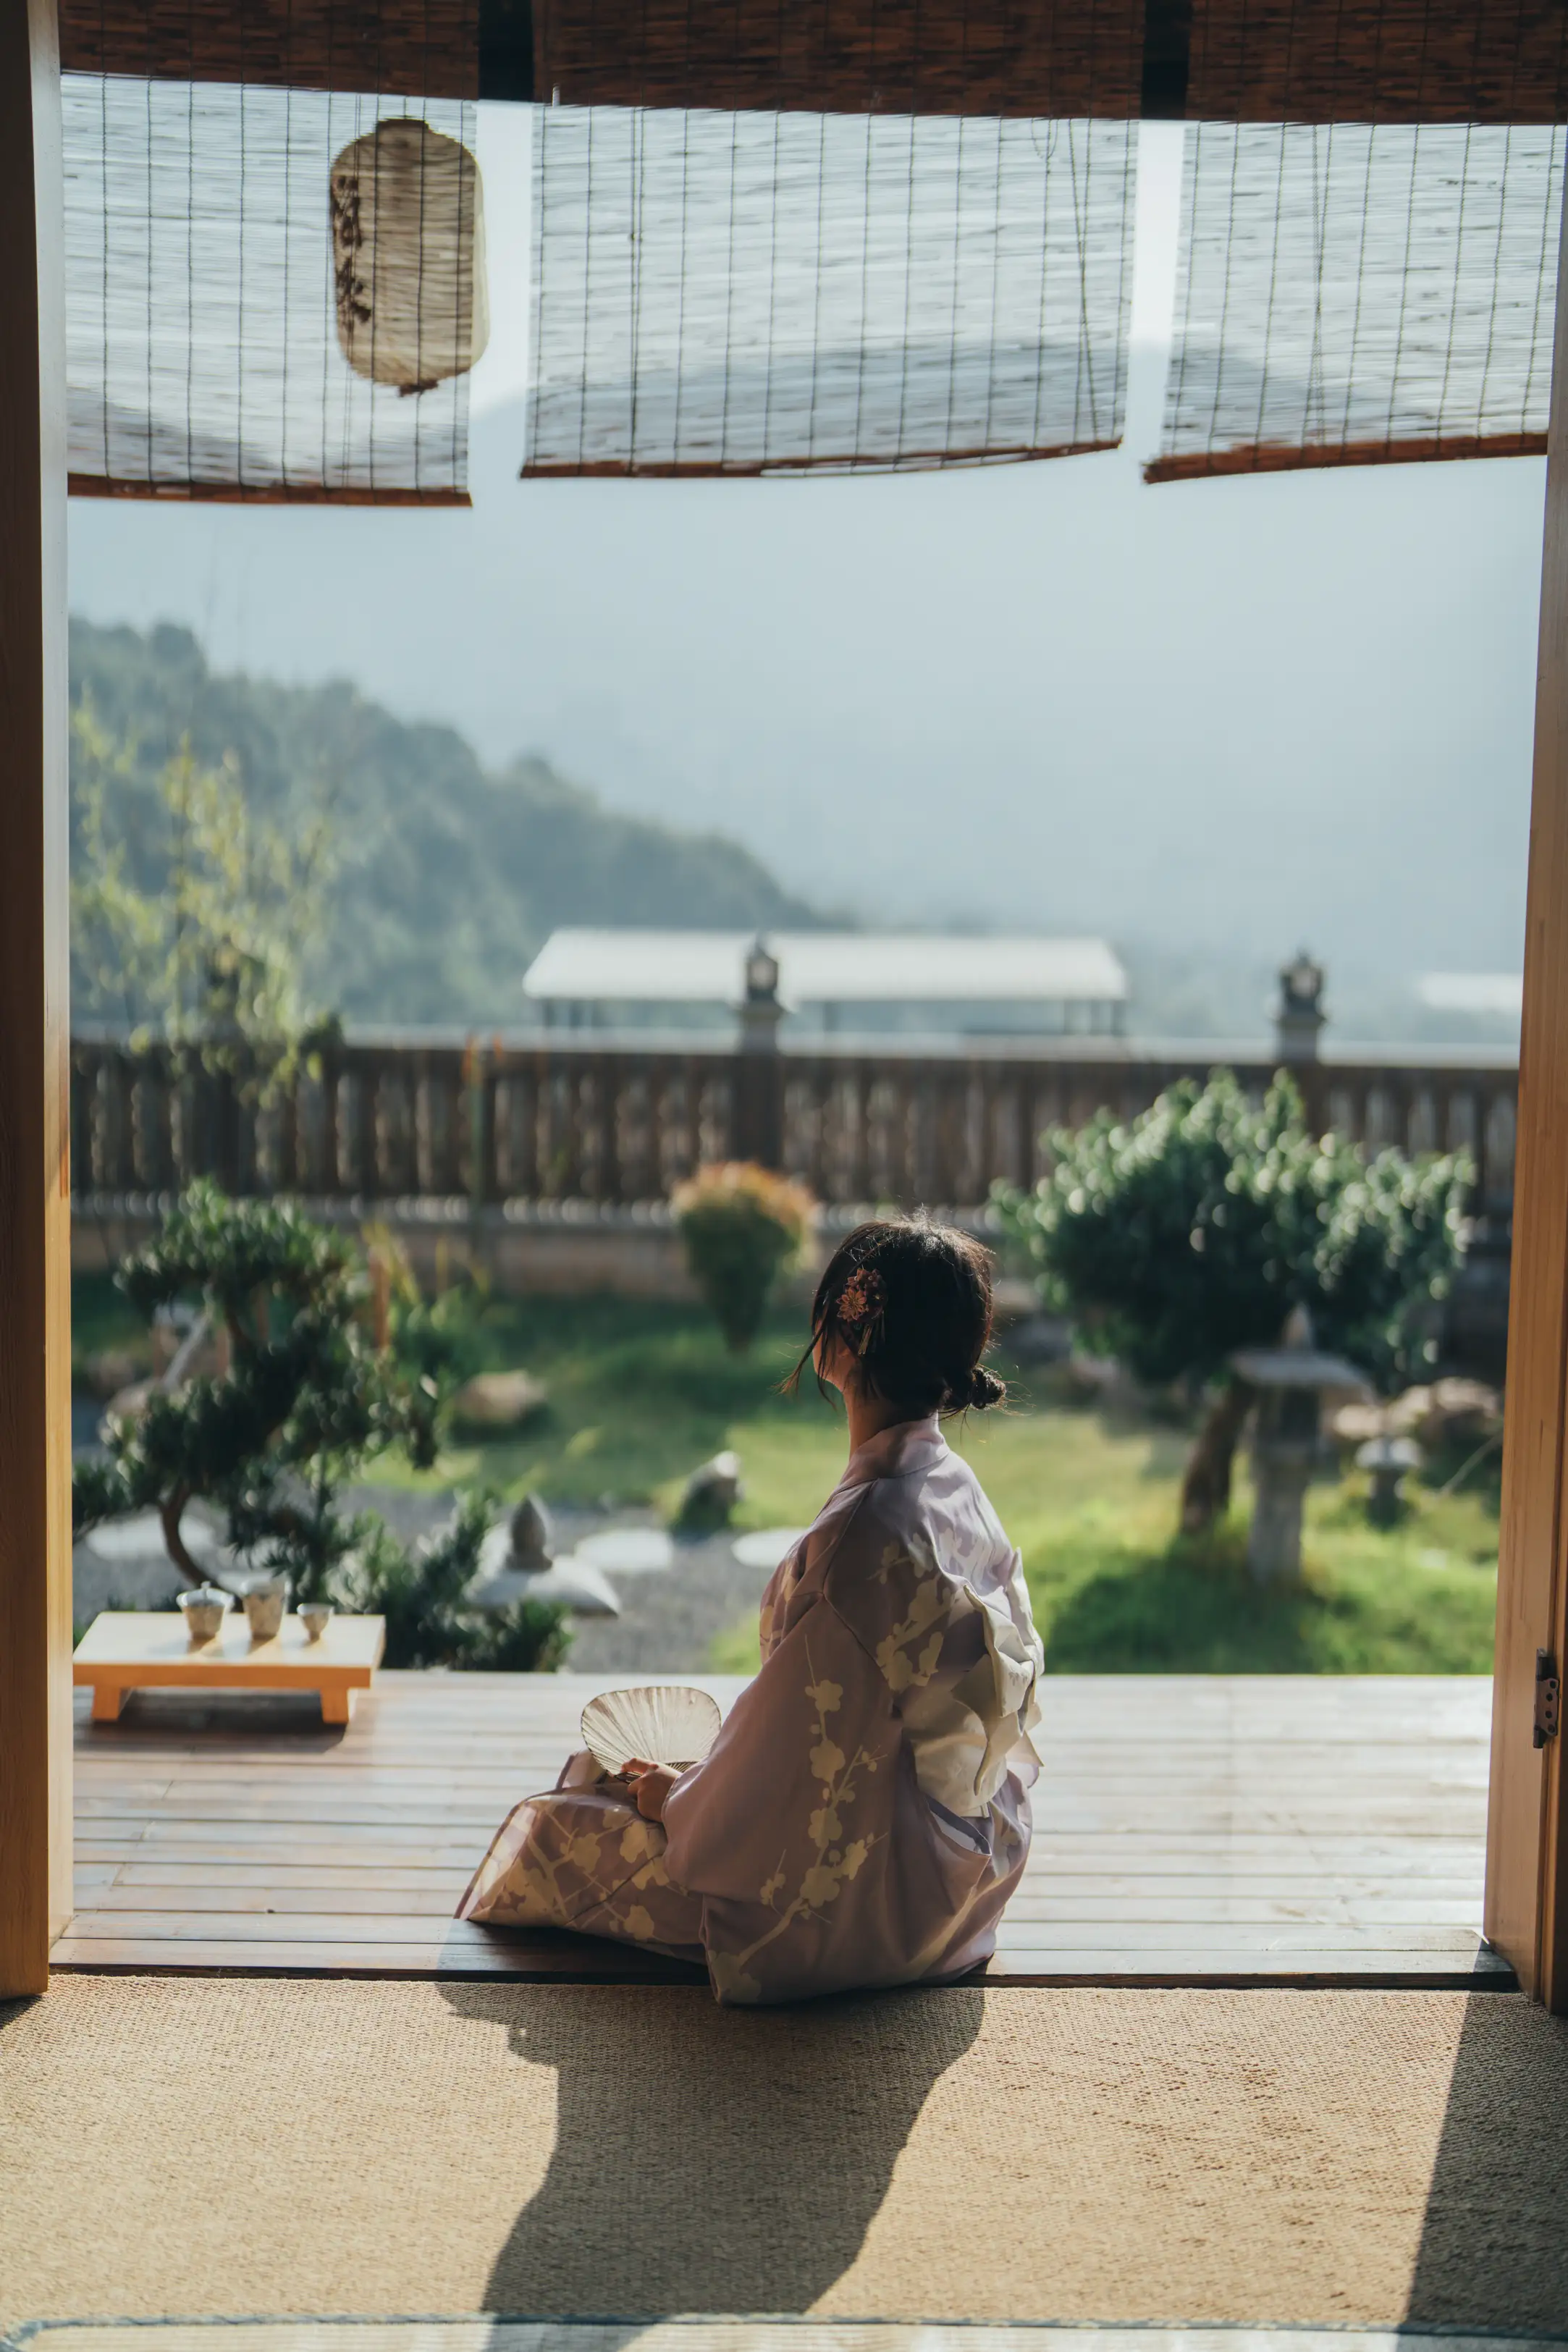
[456,1748,708,1964]
[458,1415,1042,2006]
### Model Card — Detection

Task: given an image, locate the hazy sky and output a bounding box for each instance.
[67,114,1544,987]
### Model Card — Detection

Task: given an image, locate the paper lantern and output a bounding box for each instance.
[330,117,489,395]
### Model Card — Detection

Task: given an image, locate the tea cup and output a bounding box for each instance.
[242,1578,290,1643]
[177,1586,230,1643]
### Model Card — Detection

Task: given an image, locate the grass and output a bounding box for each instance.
[73,1279,1501,1677]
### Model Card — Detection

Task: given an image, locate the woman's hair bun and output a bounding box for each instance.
[793,1215,1006,1420]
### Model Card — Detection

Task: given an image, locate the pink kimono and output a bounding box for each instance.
[458,1415,1043,2005]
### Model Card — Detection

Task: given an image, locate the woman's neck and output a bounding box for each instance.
[844,1385,924,1457]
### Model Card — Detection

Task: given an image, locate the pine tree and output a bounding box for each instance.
[73,1181,438,1602]
[995,1072,1472,1534]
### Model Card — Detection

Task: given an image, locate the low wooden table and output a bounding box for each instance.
[73,1611,386,1724]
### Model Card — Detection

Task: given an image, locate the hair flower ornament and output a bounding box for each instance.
[837,1265,887,1357]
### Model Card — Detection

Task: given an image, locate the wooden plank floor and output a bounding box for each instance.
[53,1671,1512,1984]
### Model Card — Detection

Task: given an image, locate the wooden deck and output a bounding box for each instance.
[54,1670,1512,1984]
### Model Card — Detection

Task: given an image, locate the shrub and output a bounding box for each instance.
[992,1071,1471,1532]
[671,1162,815,1352]
[340,1492,570,1672]
[361,1223,492,1396]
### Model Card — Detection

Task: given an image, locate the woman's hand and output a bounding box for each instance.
[620,1758,679,1821]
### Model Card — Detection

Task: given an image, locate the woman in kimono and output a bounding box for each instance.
[458,1215,1043,2005]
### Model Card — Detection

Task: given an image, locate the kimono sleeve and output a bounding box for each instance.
[826,1500,1041,1820]
[661,1569,895,1916]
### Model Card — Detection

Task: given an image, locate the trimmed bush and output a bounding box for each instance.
[672,1162,815,1353]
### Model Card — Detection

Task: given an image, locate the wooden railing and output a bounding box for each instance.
[69,1032,1521,1215]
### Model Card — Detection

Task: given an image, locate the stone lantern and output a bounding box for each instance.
[1231,1307,1370,1583]
[1356,1433,1422,1526]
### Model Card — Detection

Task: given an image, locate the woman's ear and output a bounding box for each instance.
[814,1326,853,1394]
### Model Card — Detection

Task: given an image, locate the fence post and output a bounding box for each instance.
[733,937,783,1168]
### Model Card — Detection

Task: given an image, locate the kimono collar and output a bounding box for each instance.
[840,1413,948,1489]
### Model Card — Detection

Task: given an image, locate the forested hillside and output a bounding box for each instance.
[69,620,822,1027]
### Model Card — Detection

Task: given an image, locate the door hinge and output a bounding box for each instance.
[1535,1649,1561,1748]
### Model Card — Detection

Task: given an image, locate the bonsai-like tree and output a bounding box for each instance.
[73,1181,439,1601]
[993,1073,1471,1533]
[672,1162,815,1352]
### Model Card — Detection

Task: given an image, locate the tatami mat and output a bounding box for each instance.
[4,1981,1567,2330]
[5,2327,1567,2352]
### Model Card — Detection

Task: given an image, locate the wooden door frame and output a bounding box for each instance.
[0,0,72,2002]
[1,26,1567,1995]
[1485,167,1568,2009]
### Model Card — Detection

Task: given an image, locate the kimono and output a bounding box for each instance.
[457,1415,1044,2005]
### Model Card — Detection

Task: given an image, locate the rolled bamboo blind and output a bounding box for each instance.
[526,0,1145,119]
[58,0,1146,116]
[57,0,1568,122]
[1183,0,1568,125]
[59,0,482,102]
[525,105,1137,475]
[1149,122,1565,484]
[63,75,481,502]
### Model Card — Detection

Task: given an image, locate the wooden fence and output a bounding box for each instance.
[69,1032,1521,1215]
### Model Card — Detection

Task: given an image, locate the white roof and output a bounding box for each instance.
[523,930,1129,1008]
[1416,972,1522,1018]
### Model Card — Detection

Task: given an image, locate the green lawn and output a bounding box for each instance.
[73,1278,1500,1676]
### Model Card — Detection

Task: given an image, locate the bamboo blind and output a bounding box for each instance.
[1184,0,1568,124]
[58,0,1145,116]
[59,0,481,101]
[527,0,1145,119]
[63,75,479,502]
[526,106,1137,476]
[1150,122,1564,483]
[58,0,1568,122]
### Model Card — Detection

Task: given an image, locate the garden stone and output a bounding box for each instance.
[732,1527,806,1572]
[509,1491,555,1569]
[1387,1378,1501,1451]
[576,1527,675,1575]
[471,1554,621,1618]
[451,1370,548,1429]
[680,1450,743,1528]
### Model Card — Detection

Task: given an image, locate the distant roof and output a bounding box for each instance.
[1416,972,1522,1019]
[522,930,1129,1008]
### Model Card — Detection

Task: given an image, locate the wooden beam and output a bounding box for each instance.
[0,0,72,1998]
[1485,172,1568,2008]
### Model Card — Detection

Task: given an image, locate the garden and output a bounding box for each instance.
[72,1091,1501,1677]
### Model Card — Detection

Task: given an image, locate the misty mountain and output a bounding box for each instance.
[69,618,824,1027]
[67,347,1542,1031]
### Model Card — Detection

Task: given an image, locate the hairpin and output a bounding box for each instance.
[836,1265,886,1357]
